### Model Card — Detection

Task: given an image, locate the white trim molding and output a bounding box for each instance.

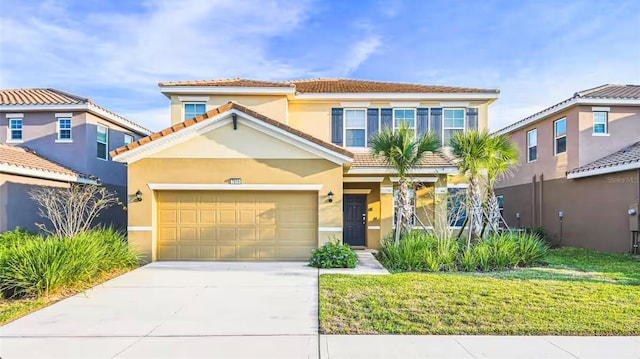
[367,226,381,230]
[0,163,97,184]
[390,176,438,183]
[447,183,470,188]
[591,106,610,112]
[389,101,420,108]
[5,113,23,118]
[318,227,342,232]
[55,112,73,117]
[340,102,371,108]
[440,101,470,108]
[178,96,210,102]
[348,167,457,175]
[128,226,152,231]
[344,189,372,194]
[343,177,384,183]
[112,109,353,165]
[567,162,640,179]
[147,183,323,191]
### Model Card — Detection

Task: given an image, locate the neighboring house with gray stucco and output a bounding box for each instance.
[494,84,640,253]
[0,88,151,232]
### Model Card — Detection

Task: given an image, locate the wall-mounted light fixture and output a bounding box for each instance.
[327,191,334,203]
[558,211,564,244]
[135,190,143,202]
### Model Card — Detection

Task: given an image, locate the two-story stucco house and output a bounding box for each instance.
[0,88,151,232]
[495,84,640,253]
[111,78,500,262]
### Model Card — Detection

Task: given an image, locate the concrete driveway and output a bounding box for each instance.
[0,262,319,359]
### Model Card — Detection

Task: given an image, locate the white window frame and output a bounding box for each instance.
[8,118,23,143]
[554,118,567,155]
[442,108,466,145]
[56,117,72,142]
[593,111,608,135]
[183,102,207,121]
[124,133,134,145]
[527,128,537,162]
[96,124,109,161]
[392,108,417,134]
[343,108,367,148]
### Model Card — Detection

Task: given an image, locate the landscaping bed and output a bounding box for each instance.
[320,248,640,335]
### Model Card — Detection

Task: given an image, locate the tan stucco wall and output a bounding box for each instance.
[128,158,343,262]
[497,106,580,188]
[170,95,288,125]
[578,105,640,166]
[496,170,640,253]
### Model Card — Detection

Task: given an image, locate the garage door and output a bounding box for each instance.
[156,191,318,260]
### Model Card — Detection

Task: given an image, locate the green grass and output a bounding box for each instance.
[0,297,48,324]
[320,248,640,335]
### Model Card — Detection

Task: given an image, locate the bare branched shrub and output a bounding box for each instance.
[29,183,121,237]
[416,184,468,240]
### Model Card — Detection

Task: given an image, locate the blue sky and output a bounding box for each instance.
[1,0,639,131]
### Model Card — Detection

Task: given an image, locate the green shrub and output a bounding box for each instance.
[523,226,558,247]
[309,239,358,268]
[0,227,139,298]
[377,230,547,272]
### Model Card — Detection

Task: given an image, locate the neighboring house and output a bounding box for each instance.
[495,84,640,253]
[111,78,500,262]
[0,144,97,232]
[0,88,151,231]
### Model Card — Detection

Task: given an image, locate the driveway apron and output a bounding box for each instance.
[0,261,320,359]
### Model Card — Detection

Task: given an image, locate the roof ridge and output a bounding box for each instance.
[158,78,295,87]
[574,84,614,98]
[47,88,90,103]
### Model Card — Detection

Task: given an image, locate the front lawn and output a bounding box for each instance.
[320,248,640,335]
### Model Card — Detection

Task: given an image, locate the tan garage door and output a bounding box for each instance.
[156,191,318,260]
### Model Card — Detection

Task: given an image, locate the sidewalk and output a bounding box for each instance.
[320,335,640,359]
[319,250,389,275]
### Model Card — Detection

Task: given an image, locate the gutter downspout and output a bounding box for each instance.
[532,175,537,226]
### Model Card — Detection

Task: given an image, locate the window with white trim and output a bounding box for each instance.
[124,133,134,145]
[9,119,23,141]
[393,109,416,136]
[593,112,607,134]
[97,125,108,160]
[527,129,537,162]
[344,109,366,147]
[554,118,567,155]
[184,103,206,120]
[393,187,416,227]
[57,118,72,141]
[443,108,465,145]
[447,187,467,227]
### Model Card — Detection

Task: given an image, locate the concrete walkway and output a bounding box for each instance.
[321,335,640,358]
[320,250,389,275]
[0,262,319,359]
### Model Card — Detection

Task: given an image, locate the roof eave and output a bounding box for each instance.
[159,86,297,98]
[567,161,640,179]
[0,163,98,184]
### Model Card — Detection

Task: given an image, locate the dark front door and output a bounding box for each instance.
[344,194,367,246]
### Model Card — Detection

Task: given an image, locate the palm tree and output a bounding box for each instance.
[369,125,440,236]
[449,130,492,243]
[484,134,519,233]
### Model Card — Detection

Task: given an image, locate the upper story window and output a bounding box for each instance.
[9,118,23,142]
[57,118,72,141]
[593,112,608,134]
[527,129,537,162]
[97,125,109,160]
[554,118,567,155]
[393,109,416,133]
[344,109,366,147]
[184,103,206,120]
[443,108,465,145]
[124,133,134,145]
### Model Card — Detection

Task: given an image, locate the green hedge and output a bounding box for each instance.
[377,231,547,272]
[309,239,358,268]
[0,227,139,298]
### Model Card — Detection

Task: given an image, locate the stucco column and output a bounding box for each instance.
[380,177,394,243]
[433,174,449,237]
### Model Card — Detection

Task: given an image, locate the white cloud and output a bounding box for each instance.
[338,35,382,76]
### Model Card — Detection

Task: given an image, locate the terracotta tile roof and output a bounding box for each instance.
[0,144,93,181]
[352,152,456,168]
[495,84,640,135]
[0,88,152,135]
[158,78,499,94]
[567,141,640,176]
[0,88,88,105]
[158,78,293,88]
[111,102,354,159]
[289,78,499,94]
